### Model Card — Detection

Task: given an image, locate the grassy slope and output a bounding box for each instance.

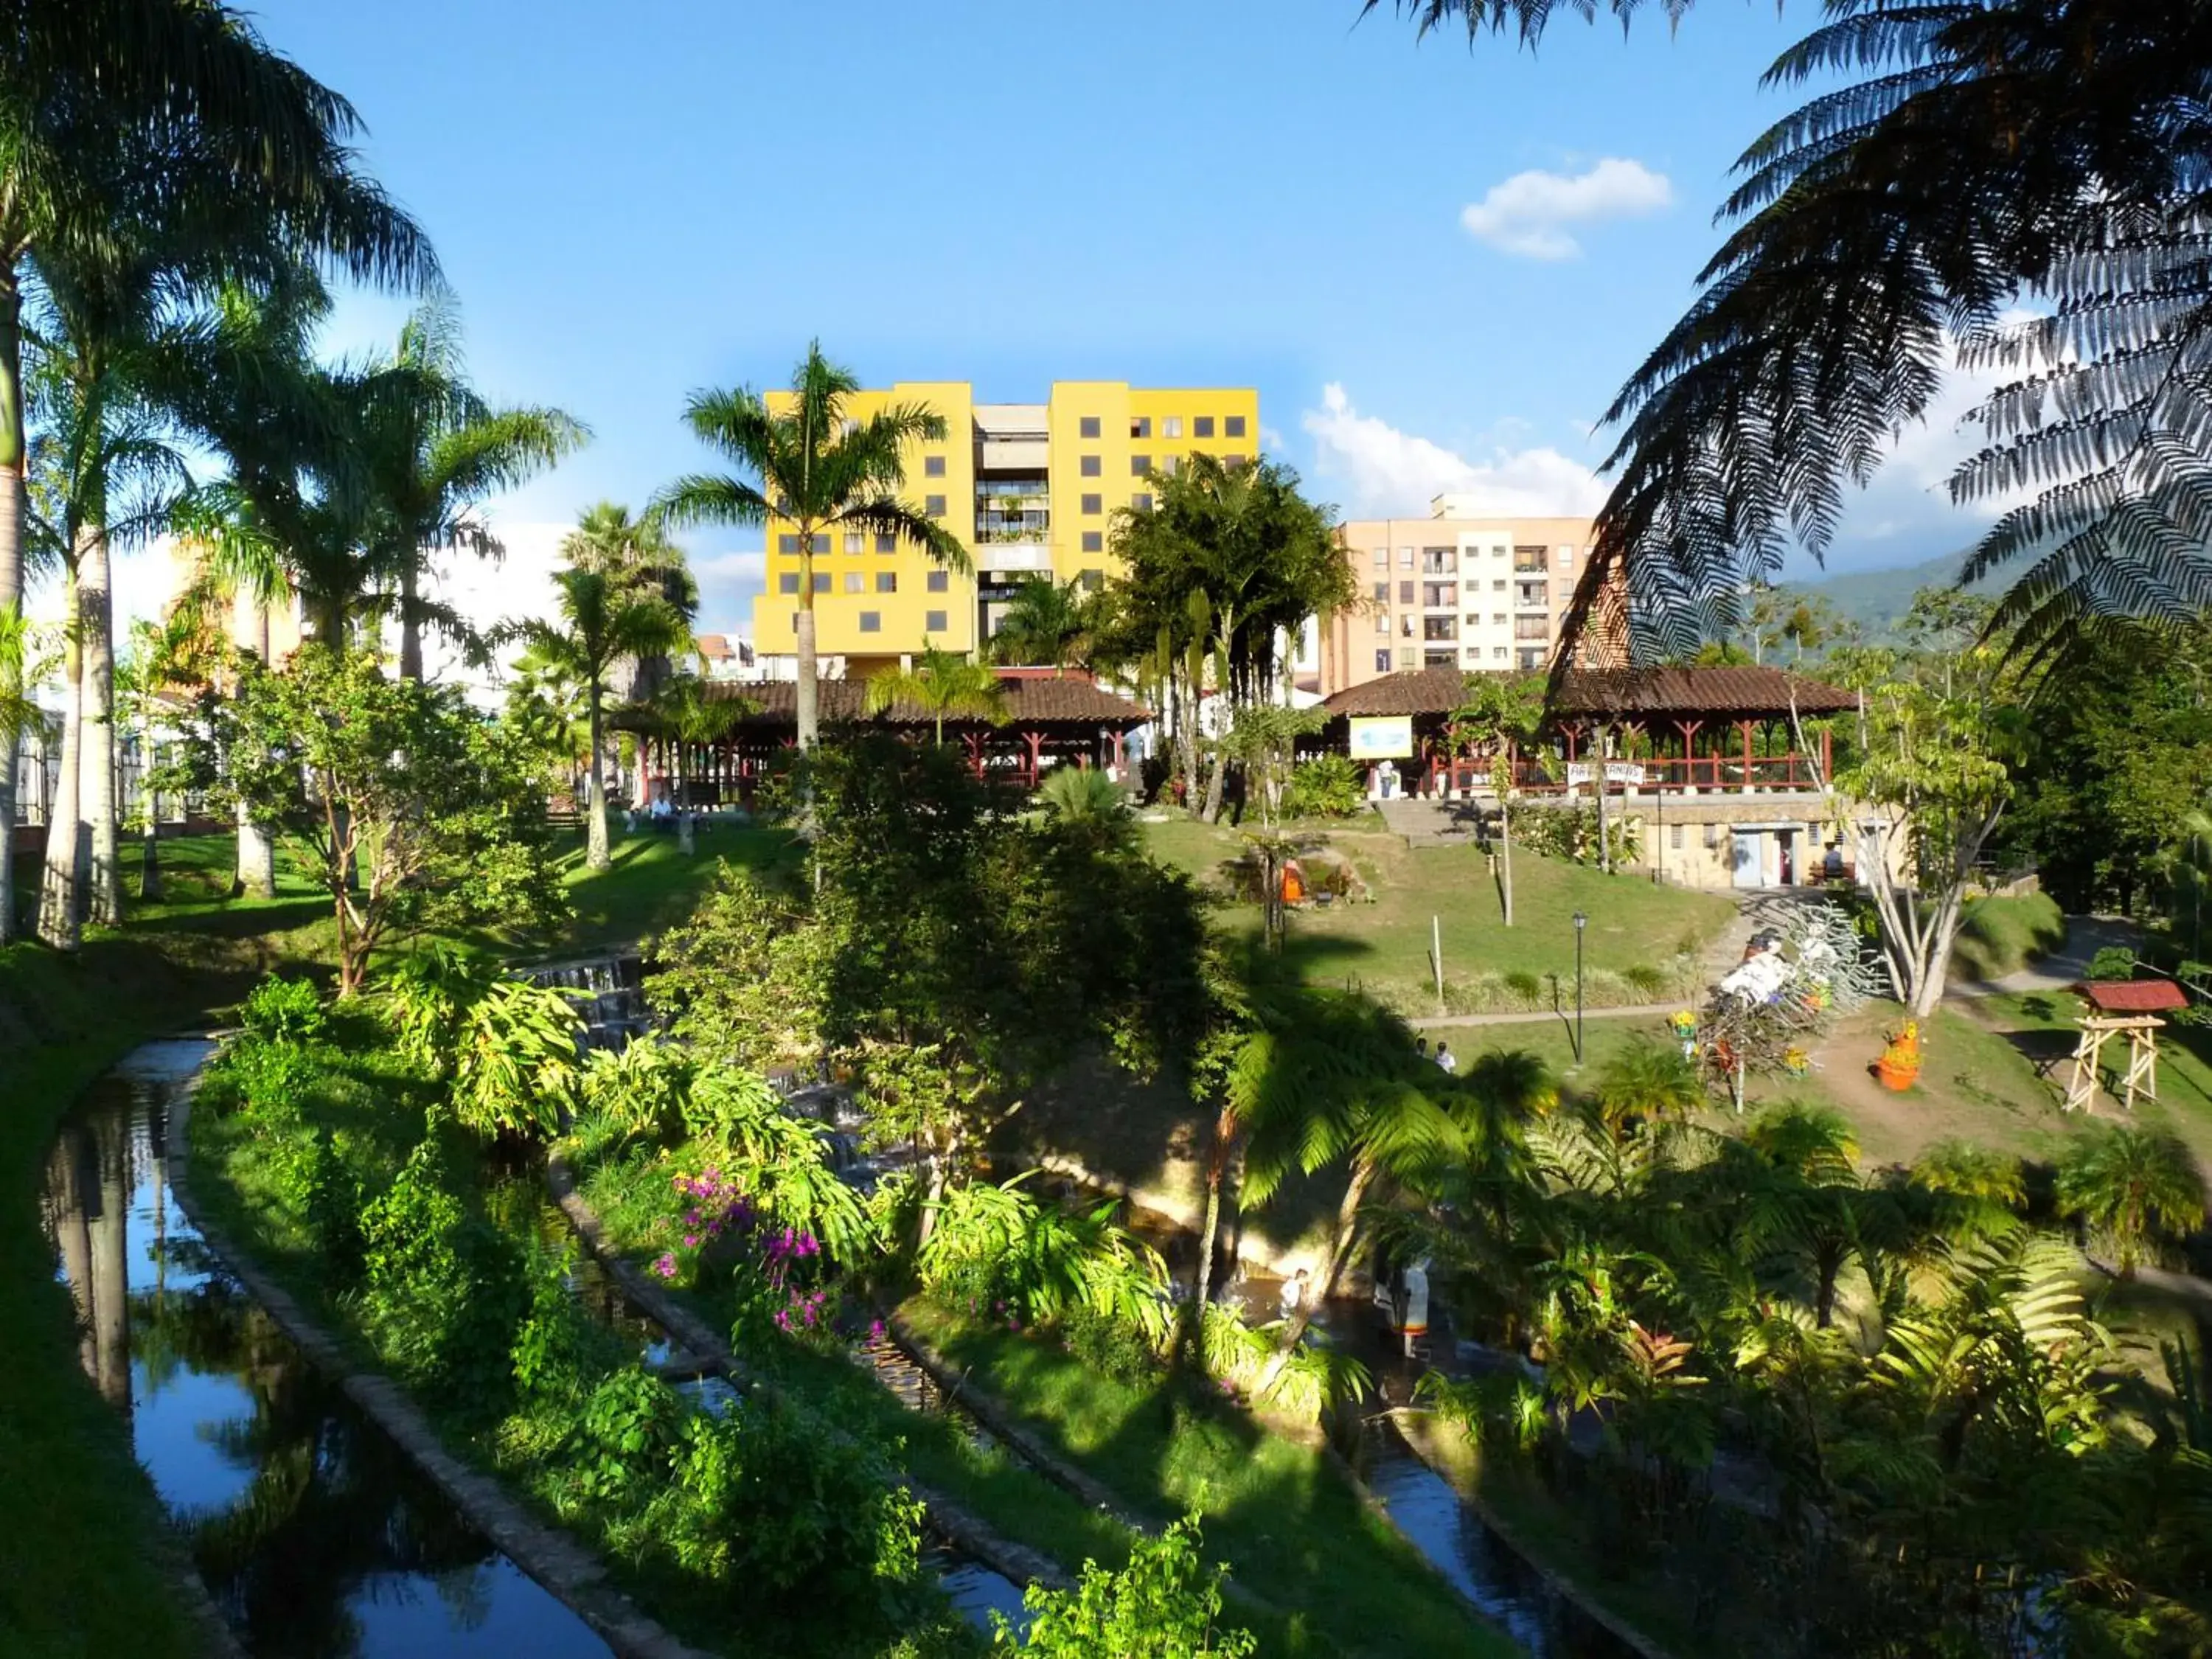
[902,1300,1520,1659]
[1142,818,1733,1015]
[1951,893,2067,983]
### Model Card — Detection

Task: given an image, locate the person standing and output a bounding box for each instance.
[1434,1040,1456,1075]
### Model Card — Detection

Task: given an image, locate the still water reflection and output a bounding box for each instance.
[42,1039,610,1659]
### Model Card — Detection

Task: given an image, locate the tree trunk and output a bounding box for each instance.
[1186,1102,1237,1366]
[795,544,819,751]
[1594,726,1613,875]
[585,675,609,871]
[80,529,119,926]
[38,566,83,950]
[235,599,275,898]
[137,714,161,901]
[1500,801,1516,927]
[676,756,695,856]
[398,556,422,680]
[0,271,23,945]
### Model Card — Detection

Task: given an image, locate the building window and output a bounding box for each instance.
[1399,580,1415,605]
[925,494,946,518]
[779,572,799,594]
[844,571,863,593]
[858,611,881,633]
[925,609,947,633]
[1079,568,1105,591]
[843,531,863,553]
[1671,824,1685,851]
[877,532,898,553]
[779,533,799,554]
[924,454,946,478]
[1079,415,1101,439]
[1399,548,1414,569]
[1081,493,1102,515]
[1375,650,1392,672]
[1492,578,1506,591]
[1131,454,1150,476]
[1374,612,1389,636]
[813,573,830,594]
[841,418,859,437]
[1080,454,1101,477]
[1423,616,1458,641]
[1131,492,1153,512]
[1398,647,1418,669]
[1518,647,1545,670]
[1159,453,1180,476]
[1423,582,1456,608]
[927,569,949,593]
[1164,416,1183,438]
[877,571,897,593]
[1422,547,1457,574]
[1494,647,1509,661]
[1400,614,1415,637]
[1514,616,1549,640]
[1514,545,1548,573]
[1130,416,1151,439]
[1557,580,1574,602]
[1372,582,1388,603]
[1371,549,1388,571]
[1225,414,1246,438]
[1194,415,1214,438]
[1082,530,1103,552]
[1222,453,1245,467]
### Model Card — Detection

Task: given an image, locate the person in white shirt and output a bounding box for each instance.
[1434,1041,1456,1075]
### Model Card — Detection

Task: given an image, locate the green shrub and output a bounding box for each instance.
[1062,1304,1162,1386]
[511,1248,622,1405]
[1503,970,1543,1009]
[1624,963,1670,999]
[358,1141,529,1411]
[198,1035,318,1122]
[2087,945,2140,982]
[300,1130,366,1287]
[573,1368,684,1503]
[239,975,327,1043]
[1000,1514,1254,1656]
[1284,754,1366,819]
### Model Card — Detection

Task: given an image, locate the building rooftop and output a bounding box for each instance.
[1318,664,1860,721]
[639,673,1149,731]
[2073,980,2191,1015]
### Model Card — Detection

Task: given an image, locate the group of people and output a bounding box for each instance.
[1416,1037,1456,1074]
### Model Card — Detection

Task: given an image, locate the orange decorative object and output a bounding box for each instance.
[1874,1019,1921,1091]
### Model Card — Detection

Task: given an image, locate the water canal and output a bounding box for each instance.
[43,1039,610,1659]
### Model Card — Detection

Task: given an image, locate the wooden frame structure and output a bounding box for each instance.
[2064,980,2191,1112]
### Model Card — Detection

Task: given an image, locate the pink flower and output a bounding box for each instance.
[652,1253,678,1281]
[684,1234,700,1248]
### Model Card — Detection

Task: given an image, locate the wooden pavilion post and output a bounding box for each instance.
[1674,720,1701,793]
[1738,720,1756,794]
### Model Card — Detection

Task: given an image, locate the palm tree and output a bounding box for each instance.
[1376,1,2212,664]
[637,675,745,855]
[0,0,437,942]
[990,576,1093,672]
[517,563,687,872]
[2056,1126,2207,1279]
[560,502,698,762]
[862,644,1009,747]
[648,341,967,751]
[1450,672,1544,925]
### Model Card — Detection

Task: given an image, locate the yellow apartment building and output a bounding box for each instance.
[1316,497,1597,695]
[748,380,1260,677]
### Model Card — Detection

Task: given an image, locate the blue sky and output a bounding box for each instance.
[233,0,1987,636]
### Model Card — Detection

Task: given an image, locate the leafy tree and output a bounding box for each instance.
[990,574,1095,672]
[351,297,586,680]
[176,644,568,993]
[1824,591,2024,1015]
[650,341,967,751]
[1093,455,1352,820]
[560,501,698,705]
[1450,672,1544,925]
[515,559,688,872]
[862,643,1008,746]
[999,1514,1255,1658]
[2056,1126,2207,1278]
[1374,1,2212,666]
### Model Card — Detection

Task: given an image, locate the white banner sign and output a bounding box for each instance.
[1568,762,1646,785]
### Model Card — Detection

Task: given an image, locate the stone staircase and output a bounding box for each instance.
[1374,796,1487,849]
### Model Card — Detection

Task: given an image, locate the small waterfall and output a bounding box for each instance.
[520,953,649,1052]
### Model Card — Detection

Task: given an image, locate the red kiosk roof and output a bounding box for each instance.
[2073,980,2190,1014]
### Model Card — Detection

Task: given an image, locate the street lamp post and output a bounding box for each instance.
[1571,910,1587,1064]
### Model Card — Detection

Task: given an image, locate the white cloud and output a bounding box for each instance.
[1460,158,1674,260]
[1301,383,1607,519]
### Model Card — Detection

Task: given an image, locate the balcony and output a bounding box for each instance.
[978,543,1054,575]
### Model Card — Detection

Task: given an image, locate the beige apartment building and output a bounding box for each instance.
[1315,497,1594,697]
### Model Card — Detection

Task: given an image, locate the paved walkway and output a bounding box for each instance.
[1947,914,2141,1000]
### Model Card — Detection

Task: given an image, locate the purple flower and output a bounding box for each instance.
[684,1233,700,1248]
[652,1253,678,1281]
[869,1320,886,1343]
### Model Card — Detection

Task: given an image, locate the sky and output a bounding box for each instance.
[52,1,2003,661]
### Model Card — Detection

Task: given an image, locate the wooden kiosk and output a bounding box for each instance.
[2064,979,2191,1113]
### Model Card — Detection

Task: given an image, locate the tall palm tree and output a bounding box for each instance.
[2056,1126,2207,1279]
[560,502,698,770]
[862,644,1009,747]
[990,575,1093,672]
[1377,1,2212,666]
[0,0,437,942]
[353,299,587,680]
[649,341,967,751]
[517,563,687,872]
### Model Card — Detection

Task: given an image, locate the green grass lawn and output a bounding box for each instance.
[902,1299,1520,1659]
[1141,817,1733,1018]
[1951,892,2068,982]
